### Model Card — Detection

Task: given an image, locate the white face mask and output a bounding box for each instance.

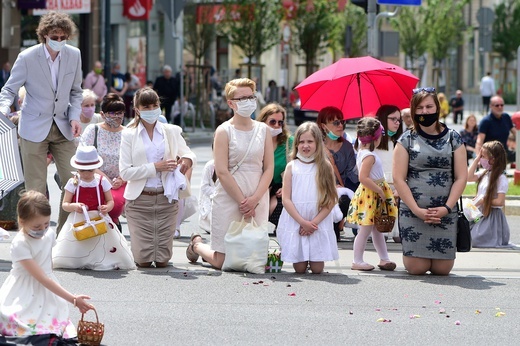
[235,99,257,118]
[139,108,162,124]
[269,127,283,137]
[296,152,315,163]
[27,227,49,239]
[47,38,66,52]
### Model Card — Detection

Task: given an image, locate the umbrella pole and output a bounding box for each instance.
[357,73,364,117]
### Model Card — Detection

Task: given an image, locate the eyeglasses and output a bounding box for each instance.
[230,95,257,102]
[413,87,436,94]
[330,120,345,127]
[492,104,504,107]
[387,117,401,124]
[49,35,68,41]
[268,119,284,126]
[106,111,125,117]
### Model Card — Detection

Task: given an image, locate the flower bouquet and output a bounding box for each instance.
[266,248,283,273]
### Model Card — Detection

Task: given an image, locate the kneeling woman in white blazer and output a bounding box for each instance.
[119,87,196,268]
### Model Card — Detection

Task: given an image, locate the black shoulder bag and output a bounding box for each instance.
[450,130,471,252]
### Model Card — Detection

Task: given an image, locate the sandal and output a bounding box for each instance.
[186,233,202,263]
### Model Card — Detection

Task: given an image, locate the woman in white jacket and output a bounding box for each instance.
[119,87,196,268]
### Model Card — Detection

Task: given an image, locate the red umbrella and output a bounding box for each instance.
[295,56,419,119]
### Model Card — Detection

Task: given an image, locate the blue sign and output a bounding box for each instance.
[377,0,422,5]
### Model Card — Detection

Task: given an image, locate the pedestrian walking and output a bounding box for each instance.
[393,87,467,276]
[276,122,338,274]
[0,191,93,340]
[347,118,397,271]
[153,65,179,123]
[459,114,479,164]
[480,72,495,113]
[449,90,464,124]
[0,11,83,233]
[468,141,513,248]
[82,60,107,111]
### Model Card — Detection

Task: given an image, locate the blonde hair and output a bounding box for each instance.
[257,103,290,146]
[224,78,256,100]
[291,122,338,209]
[17,191,51,233]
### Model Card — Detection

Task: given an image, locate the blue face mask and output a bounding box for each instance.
[387,130,397,137]
[27,227,49,239]
[325,126,340,141]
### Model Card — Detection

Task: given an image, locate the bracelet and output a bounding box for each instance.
[443,204,452,214]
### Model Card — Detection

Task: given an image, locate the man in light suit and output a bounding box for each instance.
[0,12,83,231]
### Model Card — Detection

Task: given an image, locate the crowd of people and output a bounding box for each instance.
[0,11,516,343]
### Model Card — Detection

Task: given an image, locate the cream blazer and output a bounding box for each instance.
[119,122,196,201]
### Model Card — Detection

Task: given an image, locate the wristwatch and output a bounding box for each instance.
[443,204,452,214]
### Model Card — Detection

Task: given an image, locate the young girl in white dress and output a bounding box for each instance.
[52,146,135,270]
[277,122,339,274]
[347,118,397,271]
[467,140,513,248]
[0,191,93,338]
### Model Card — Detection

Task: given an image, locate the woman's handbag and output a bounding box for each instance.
[222,217,269,274]
[72,206,109,241]
[449,131,472,252]
[374,200,395,233]
[456,197,472,252]
[77,308,104,346]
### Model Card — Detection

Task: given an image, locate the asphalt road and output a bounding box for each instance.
[1,143,520,345]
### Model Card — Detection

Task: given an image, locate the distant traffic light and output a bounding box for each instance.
[351,0,379,14]
[351,0,368,13]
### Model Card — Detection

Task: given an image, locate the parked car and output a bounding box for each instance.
[292,99,319,125]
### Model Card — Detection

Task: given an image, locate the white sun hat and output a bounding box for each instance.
[70,146,103,170]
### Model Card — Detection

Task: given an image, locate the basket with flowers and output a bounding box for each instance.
[266,248,283,273]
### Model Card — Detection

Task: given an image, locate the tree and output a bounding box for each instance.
[390,6,428,76]
[217,0,283,78]
[424,0,469,91]
[492,0,520,92]
[290,0,341,76]
[183,1,216,128]
[331,1,367,60]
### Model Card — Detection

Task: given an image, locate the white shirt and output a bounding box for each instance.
[138,122,165,188]
[480,75,495,97]
[44,45,61,91]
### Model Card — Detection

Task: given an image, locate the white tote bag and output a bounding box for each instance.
[222,217,269,274]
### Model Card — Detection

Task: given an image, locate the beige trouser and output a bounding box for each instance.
[20,122,77,233]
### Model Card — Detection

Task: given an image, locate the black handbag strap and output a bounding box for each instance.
[449,130,463,210]
[93,124,99,149]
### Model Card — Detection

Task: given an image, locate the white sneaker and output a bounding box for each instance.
[174,229,180,239]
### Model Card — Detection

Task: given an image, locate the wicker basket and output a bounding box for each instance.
[77,308,104,346]
[0,220,16,230]
[374,201,395,233]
